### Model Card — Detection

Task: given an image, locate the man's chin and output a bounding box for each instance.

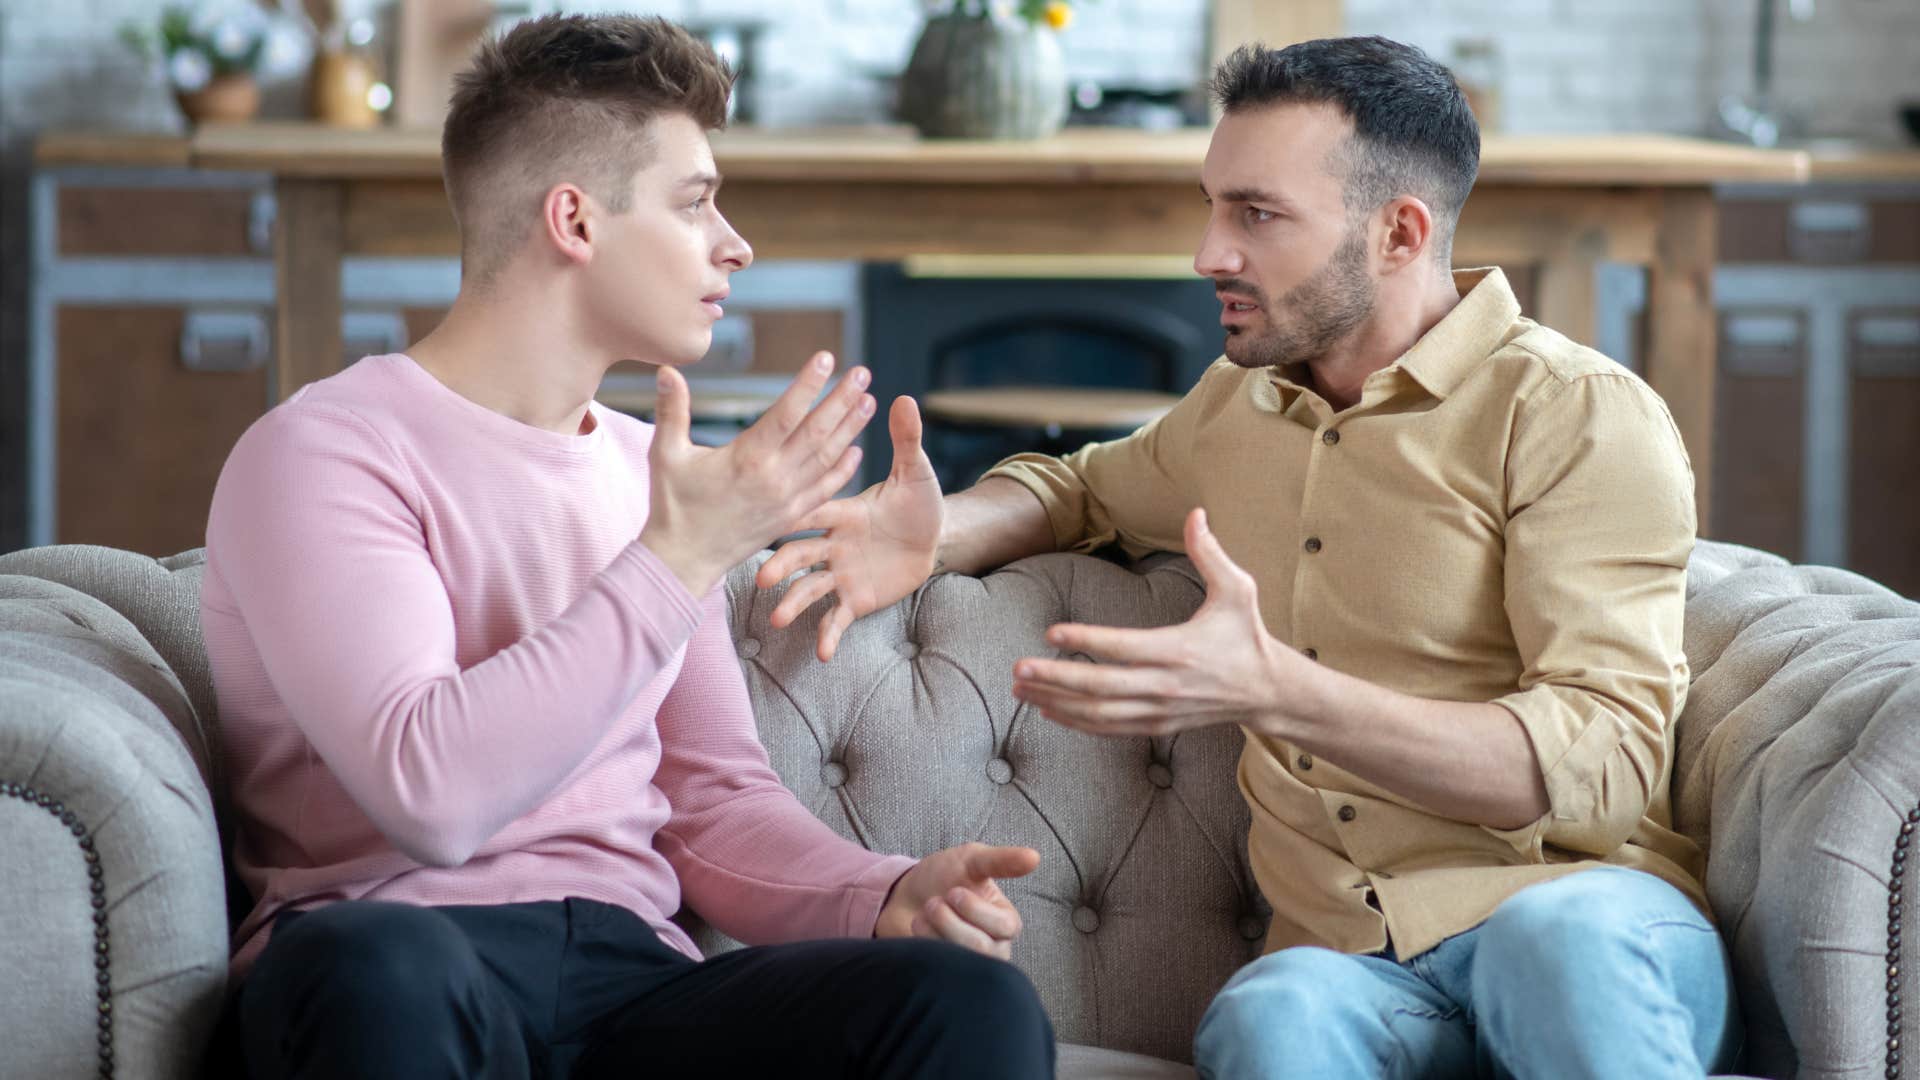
[1221,334,1269,370]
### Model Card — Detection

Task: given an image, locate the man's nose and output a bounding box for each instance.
[1194,223,1243,278]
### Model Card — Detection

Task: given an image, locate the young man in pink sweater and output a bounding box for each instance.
[200,14,1053,1079]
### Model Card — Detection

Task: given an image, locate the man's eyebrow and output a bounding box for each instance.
[677,171,722,190]
[1213,186,1290,208]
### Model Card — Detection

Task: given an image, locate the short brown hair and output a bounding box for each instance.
[441,14,734,279]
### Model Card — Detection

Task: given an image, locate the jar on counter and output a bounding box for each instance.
[310,5,391,129]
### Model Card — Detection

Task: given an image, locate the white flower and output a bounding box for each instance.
[259,20,311,79]
[168,47,213,92]
[211,18,255,60]
[188,0,246,37]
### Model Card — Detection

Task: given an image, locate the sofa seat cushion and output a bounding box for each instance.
[1058,1042,1195,1080]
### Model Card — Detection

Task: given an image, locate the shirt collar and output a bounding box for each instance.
[1392,267,1522,401]
[1256,266,1523,409]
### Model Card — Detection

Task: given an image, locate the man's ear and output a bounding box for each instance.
[542,183,593,266]
[1377,195,1436,272]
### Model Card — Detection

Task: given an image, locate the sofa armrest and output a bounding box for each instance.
[1,578,229,1080]
[1676,547,1920,1078]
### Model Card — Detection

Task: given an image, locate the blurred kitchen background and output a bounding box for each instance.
[2,0,1917,594]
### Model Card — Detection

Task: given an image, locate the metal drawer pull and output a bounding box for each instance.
[179,309,270,372]
[248,190,277,255]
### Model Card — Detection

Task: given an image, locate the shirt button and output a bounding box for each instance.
[1303,537,1323,554]
[1301,647,1318,662]
[1296,753,1313,771]
[1322,429,1340,445]
[1337,804,1357,823]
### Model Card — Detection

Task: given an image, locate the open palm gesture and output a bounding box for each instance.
[755,396,944,661]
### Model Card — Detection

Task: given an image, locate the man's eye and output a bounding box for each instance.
[1247,207,1276,224]
[688,197,709,212]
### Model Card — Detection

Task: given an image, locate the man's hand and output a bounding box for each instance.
[640,352,874,598]
[755,396,943,661]
[875,842,1038,961]
[1012,507,1305,738]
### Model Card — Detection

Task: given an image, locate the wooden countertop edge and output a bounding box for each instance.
[33,124,1825,185]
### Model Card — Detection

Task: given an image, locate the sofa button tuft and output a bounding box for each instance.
[985,758,1014,785]
[1072,906,1101,934]
[820,761,848,788]
[737,637,761,660]
[897,641,920,659]
[1238,915,1265,941]
[1146,763,1173,789]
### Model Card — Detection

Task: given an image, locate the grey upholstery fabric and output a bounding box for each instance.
[0,537,1911,1079]
[0,545,215,774]
[0,574,228,1080]
[716,551,1266,1063]
[1671,542,1920,1079]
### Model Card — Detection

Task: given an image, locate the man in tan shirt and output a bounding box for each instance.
[754,35,1741,1079]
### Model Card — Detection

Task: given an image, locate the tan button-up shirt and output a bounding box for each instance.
[987,268,1705,960]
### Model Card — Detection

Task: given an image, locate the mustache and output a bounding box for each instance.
[1214,278,1266,304]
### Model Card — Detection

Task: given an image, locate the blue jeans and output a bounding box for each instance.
[1193,867,1742,1079]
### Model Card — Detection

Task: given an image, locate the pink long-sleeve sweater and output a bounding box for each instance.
[201,353,914,976]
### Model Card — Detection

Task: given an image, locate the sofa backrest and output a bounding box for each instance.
[721,550,1263,1062]
[8,538,1917,1073]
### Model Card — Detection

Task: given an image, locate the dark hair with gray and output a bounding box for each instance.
[442,14,734,279]
[1209,36,1479,263]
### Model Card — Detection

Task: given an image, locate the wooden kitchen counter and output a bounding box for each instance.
[37,123,1814,530]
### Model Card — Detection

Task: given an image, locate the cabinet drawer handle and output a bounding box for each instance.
[248,190,277,255]
[180,309,270,372]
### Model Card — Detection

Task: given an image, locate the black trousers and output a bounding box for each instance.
[226,897,1056,1079]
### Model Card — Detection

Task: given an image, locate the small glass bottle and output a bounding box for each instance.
[310,2,388,128]
[1449,38,1503,134]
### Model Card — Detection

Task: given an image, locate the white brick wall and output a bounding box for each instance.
[0,0,1916,139]
[1345,0,1920,140]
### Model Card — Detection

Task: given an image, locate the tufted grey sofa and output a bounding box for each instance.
[0,538,1915,1079]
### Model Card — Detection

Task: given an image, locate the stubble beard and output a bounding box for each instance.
[1222,223,1377,371]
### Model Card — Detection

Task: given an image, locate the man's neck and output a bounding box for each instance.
[404,277,616,436]
[1306,270,1464,410]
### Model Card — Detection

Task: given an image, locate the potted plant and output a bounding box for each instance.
[121,1,310,125]
[899,0,1084,140]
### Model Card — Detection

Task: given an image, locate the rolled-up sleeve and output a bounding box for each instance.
[984,363,1221,555]
[1487,372,1696,860]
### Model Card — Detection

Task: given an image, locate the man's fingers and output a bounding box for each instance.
[1044,622,1168,666]
[816,603,854,663]
[919,897,999,956]
[756,536,832,589]
[783,365,872,462]
[888,396,931,476]
[946,887,1022,942]
[754,351,836,441]
[1013,656,1171,699]
[800,444,865,511]
[1184,507,1255,600]
[807,385,875,480]
[961,844,1040,883]
[651,365,692,452]
[1016,682,1177,735]
[771,569,838,629]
